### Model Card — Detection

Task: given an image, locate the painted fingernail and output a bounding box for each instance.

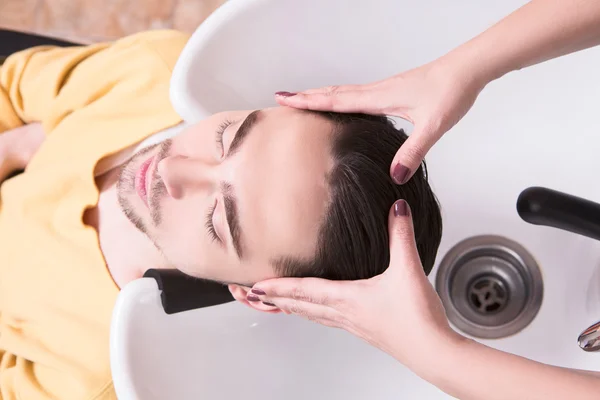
[251,288,266,295]
[392,163,411,184]
[247,295,261,302]
[262,302,277,307]
[394,200,408,217]
[275,91,297,97]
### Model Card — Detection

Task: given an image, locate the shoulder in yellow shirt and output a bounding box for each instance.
[0,30,189,400]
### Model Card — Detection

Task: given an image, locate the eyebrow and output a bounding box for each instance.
[222,182,243,259]
[226,110,261,158]
[221,110,262,259]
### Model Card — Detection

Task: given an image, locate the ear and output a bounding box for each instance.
[228,284,281,314]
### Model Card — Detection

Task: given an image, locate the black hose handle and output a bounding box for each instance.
[517,187,600,241]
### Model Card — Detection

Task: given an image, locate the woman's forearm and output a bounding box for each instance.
[446,0,600,86]
[408,2,600,395]
[418,336,600,400]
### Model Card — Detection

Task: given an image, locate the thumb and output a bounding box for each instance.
[274,85,377,113]
[390,124,439,184]
[387,200,423,274]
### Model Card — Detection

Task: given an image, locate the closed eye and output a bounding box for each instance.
[205,199,221,244]
[211,110,261,259]
[215,119,233,157]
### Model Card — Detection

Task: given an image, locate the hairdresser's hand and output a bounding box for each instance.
[275,59,486,184]
[250,200,460,373]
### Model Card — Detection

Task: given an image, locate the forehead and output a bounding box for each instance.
[235,107,335,266]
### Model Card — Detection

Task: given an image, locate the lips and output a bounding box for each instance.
[135,156,154,206]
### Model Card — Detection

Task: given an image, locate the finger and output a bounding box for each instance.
[275,84,366,97]
[387,200,423,273]
[255,303,283,314]
[300,84,365,95]
[390,125,439,184]
[250,277,345,307]
[257,296,346,328]
[274,86,379,113]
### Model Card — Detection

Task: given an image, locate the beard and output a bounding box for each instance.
[116,139,173,244]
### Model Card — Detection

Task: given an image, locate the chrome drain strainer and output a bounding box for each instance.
[435,235,543,339]
[468,275,508,314]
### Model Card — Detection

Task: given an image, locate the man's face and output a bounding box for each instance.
[117,107,334,285]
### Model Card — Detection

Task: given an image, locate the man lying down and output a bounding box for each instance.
[0,30,442,400]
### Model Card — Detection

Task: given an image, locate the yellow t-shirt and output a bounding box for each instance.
[0,30,189,400]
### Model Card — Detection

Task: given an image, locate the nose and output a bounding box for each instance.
[157,155,216,199]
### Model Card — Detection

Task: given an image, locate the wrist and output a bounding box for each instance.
[409,330,472,384]
[439,38,508,92]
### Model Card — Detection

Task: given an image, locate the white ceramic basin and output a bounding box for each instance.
[111,0,600,398]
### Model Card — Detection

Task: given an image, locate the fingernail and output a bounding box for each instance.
[394,200,408,217]
[247,295,261,302]
[262,302,276,307]
[251,288,266,295]
[392,163,411,184]
[275,91,297,97]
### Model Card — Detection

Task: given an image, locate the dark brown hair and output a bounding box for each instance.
[274,112,443,279]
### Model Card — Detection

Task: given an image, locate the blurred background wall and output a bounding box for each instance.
[0,0,226,43]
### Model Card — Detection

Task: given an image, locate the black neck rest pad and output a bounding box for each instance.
[143,269,235,314]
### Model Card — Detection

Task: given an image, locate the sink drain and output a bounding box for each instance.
[435,235,543,339]
[468,275,508,314]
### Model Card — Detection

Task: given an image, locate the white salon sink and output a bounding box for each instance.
[111,0,600,398]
